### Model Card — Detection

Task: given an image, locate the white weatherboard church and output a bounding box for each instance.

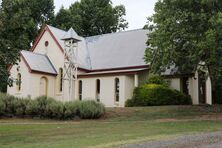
[7,25,212,107]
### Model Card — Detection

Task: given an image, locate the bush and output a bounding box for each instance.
[15,98,31,117]
[27,96,57,118]
[0,93,18,116]
[79,100,105,119]
[26,99,39,116]
[0,94,105,120]
[63,101,80,119]
[126,84,192,107]
[145,74,169,87]
[0,97,5,116]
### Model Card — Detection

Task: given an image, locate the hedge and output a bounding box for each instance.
[0,93,105,120]
[126,84,192,107]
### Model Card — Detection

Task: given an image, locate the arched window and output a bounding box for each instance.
[115,78,120,102]
[40,77,48,96]
[96,79,100,102]
[17,73,21,91]
[79,80,82,101]
[59,68,63,92]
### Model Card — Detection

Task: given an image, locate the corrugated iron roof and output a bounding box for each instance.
[47,25,149,70]
[21,50,57,75]
[86,29,149,69]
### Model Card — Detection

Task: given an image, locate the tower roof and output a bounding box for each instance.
[61,28,81,42]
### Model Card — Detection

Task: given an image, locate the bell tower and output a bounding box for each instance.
[61,28,81,101]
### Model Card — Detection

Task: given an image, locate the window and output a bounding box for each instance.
[79,80,82,101]
[115,78,120,102]
[96,79,100,102]
[40,77,48,96]
[16,73,21,91]
[59,68,63,92]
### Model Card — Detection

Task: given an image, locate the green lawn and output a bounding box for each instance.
[1,105,222,148]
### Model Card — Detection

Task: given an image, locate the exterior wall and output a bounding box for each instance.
[7,59,57,100]
[188,72,199,105]
[79,75,135,107]
[28,73,56,100]
[7,59,30,98]
[125,75,135,102]
[168,78,181,91]
[206,76,212,105]
[167,74,199,105]
[138,71,149,85]
[33,30,64,100]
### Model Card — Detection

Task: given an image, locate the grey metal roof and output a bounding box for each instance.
[62,28,81,41]
[47,25,91,69]
[21,50,57,75]
[86,29,149,69]
[47,25,149,70]
[79,68,149,76]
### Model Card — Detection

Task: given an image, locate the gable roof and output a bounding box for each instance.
[21,50,57,75]
[86,29,149,69]
[30,25,149,72]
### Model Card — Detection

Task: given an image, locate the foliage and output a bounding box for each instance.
[45,99,64,119]
[15,98,31,117]
[53,0,128,36]
[63,101,80,119]
[0,94,105,119]
[145,74,169,87]
[0,96,5,115]
[144,0,222,100]
[0,0,54,92]
[0,93,18,116]
[126,84,192,107]
[79,100,105,119]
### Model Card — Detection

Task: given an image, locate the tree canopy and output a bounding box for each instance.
[0,0,54,92]
[145,0,222,102]
[53,0,128,36]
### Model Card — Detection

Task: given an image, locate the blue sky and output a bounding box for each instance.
[54,0,158,30]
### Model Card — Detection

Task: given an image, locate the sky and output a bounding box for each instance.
[54,0,158,30]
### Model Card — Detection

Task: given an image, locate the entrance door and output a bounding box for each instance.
[198,72,206,104]
[40,77,48,96]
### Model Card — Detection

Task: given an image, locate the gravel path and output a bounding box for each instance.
[121,131,222,148]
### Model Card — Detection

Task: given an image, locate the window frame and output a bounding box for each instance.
[96,79,100,102]
[115,78,120,102]
[59,68,63,92]
[17,73,21,92]
[79,80,82,101]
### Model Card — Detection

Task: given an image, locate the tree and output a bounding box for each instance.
[53,0,128,36]
[144,0,222,102]
[0,0,54,92]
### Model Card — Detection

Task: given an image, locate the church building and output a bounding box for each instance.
[7,25,212,107]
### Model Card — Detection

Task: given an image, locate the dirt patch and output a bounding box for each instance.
[156,114,222,123]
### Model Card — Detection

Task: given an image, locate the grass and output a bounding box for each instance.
[1,105,222,147]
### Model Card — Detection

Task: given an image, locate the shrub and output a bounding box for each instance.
[26,99,39,116]
[26,96,57,118]
[45,100,64,119]
[0,94,105,120]
[145,74,169,87]
[126,84,192,107]
[0,93,18,116]
[79,100,105,119]
[63,101,80,119]
[0,98,5,116]
[15,98,31,117]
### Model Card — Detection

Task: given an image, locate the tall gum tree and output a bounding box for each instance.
[145,0,222,102]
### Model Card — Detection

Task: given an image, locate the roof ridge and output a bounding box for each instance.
[47,25,67,33]
[21,50,47,57]
[85,29,146,39]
